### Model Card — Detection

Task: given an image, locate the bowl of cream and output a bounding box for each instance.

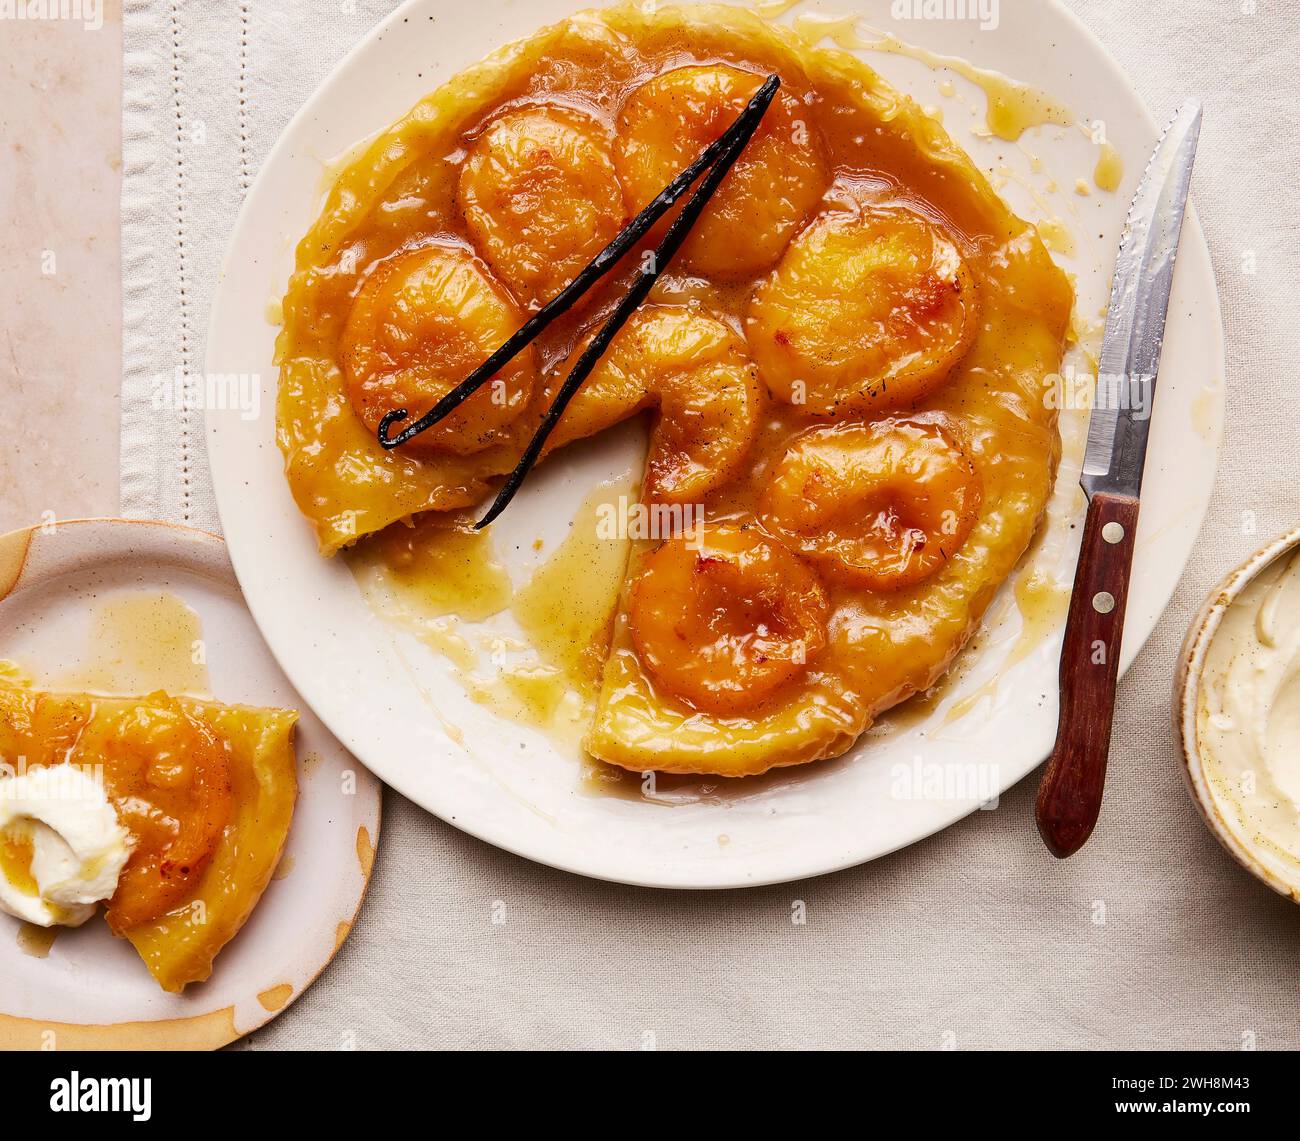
[1176,526,1300,902]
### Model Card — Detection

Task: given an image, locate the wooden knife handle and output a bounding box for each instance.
[1035,491,1141,858]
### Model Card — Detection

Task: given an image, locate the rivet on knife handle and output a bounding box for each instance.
[1035,492,1140,857]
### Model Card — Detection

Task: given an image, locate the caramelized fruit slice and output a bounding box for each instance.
[629,526,829,714]
[460,105,629,309]
[0,688,89,767]
[99,696,234,933]
[748,205,977,416]
[123,701,296,993]
[759,416,981,591]
[545,306,763,503]
[613,64,830,279]
[341,245,537,455]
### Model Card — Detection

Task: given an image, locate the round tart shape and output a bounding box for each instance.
[275,4,1074,776]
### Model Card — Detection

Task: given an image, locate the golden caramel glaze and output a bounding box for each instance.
[99,698,234,933]
[460,105,631,310]
[629,525,829,714]
[748,202,977,416]
[277,16,641,555]
[0,684,297,992]
[279,6,837,554]
[279,5,1072,776]
[578,9,1072,775]
[759,416,981,591]
[543,306,764,503]
[341,244,537,456]
[613,62,830,279]
[0,829,37,897]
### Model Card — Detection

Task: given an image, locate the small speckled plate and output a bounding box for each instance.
[1175,525,1300,904]
[0,519,381,1050]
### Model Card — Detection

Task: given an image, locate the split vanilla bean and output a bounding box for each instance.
[376,75,782,530]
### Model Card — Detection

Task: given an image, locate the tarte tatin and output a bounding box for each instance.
[0,682,297,991]
[276,5,1072,776]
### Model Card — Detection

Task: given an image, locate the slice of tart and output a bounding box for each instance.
[0,682,297,992]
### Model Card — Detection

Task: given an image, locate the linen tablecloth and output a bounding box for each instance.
[120,0,1300,1048]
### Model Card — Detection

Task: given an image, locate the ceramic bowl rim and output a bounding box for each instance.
[1174,523,1300,903]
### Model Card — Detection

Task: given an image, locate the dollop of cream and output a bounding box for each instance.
[0,766,132,928]
[1197,550,1300,879]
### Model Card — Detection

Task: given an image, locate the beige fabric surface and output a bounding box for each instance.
[121,0,1300,1049]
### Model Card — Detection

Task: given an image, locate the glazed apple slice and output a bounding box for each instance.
[759,416,983,592]
[460,105,629,310]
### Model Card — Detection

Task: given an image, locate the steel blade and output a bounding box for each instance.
[1081,101,1203,500]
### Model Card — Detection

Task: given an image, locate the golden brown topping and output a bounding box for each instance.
[99,696,234,933]
[460,105,629,309]
[748,205,978,416]
[614,64,830,279]
[629,526,829,714]
[545,306,763,503]
[341,245,537,455]
[759,416,981,591]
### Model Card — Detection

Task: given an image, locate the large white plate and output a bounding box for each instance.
[0,520,381,1049]
[206,0,1225,888]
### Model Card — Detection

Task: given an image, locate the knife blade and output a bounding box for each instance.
[1083,101,1204,499]
[1035,102,1203,859]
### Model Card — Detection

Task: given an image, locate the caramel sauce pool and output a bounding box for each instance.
[512,485,636,697]
[47,591,212,698]
[1,831,55,955]
[787,10,1074,142]
[350,474,638,764]
[1093,142,1124,192]
[0,829,38,898]
[358,516,511,624]
[16,922,59,959]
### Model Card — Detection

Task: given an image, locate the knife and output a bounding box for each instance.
[1034,101,1203,858]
